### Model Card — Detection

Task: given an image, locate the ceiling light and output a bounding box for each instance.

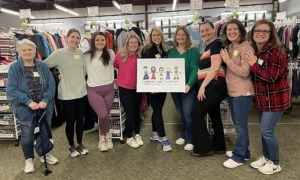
[112,0,121,10]
[278,0,286,3]
[54,4,79,16]
[172,0,177,10]
[0,8,20,16]
[28,22,64,26]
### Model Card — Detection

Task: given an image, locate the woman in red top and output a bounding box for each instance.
[245,19,291,175]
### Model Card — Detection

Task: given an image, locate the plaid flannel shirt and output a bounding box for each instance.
[250,44,291,112]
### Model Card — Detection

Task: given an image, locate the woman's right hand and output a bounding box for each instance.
[197,86,206,101]
[29,102,39,110]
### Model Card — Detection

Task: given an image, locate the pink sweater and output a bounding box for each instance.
[113,52,137,89]
[225,41,254,97]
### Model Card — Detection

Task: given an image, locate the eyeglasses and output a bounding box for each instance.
[253,29,271,34]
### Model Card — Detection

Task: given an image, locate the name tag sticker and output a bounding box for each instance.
[74,55,81,60]
[233,50,239,56]
[33,72,40,77]
[258,58,264,65]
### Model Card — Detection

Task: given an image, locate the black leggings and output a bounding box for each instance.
[119,87,142,138]
[147,93,167,137]
[61,96,87,146]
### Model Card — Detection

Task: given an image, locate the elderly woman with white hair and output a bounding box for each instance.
[6,39,57,174]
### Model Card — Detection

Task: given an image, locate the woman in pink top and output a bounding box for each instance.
[220,19,254,168]
[114,34,143,149]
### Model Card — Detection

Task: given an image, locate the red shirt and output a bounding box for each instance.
[250,44,291,112]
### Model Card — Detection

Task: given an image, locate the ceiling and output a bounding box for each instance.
[0,0,222,12]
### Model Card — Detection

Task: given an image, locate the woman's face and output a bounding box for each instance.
[128,37,139,52]
[19,44,35,61]
[95,34,106,50]
[253,23,271,45]
[200,23,215,43]
[176,29,187,46]
[67,32,81,49]
[226,23,241,44]
[151,30,162,45]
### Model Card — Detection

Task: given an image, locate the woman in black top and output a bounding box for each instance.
[141,27,172,152]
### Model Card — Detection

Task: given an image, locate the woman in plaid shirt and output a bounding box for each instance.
[245,19,291,175]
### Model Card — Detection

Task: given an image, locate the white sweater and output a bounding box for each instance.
[84,49,115,87]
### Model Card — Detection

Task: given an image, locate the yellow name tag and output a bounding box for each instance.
[74,55,81,60]
[258,58,264,65]
[233,50,239,56]
[33,72,40,77]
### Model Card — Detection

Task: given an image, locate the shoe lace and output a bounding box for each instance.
[163,140,170,146]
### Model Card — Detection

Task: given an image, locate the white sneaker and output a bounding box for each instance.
[223,158,244,168]
[77,143,89,155]
[69,145,80,157]
[258,161,282,175]
[250,155,268,169]
[24,158,34,173]
[135,134,144,146]
[106,138,113,149]
[184,144,193,151]
[40,153,58,165]
[126,137,139,148]
[175,138,185,145]
[98,139,108,152]
[226,151,250,161]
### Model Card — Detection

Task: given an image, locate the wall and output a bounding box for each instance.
[282,0,300,16]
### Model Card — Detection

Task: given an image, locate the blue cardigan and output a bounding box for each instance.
[6,58,55,126]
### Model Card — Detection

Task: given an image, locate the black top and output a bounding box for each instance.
[141,44,167,58]
[24,65,42,103]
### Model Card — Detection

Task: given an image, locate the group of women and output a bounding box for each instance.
[6,18,291,175]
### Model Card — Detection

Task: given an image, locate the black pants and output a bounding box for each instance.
[119,87,142,138]
[147,93,167,137]
[192,81,227,154]
[61,96,87,146]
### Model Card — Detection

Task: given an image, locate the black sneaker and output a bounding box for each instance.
[77,143,89,155]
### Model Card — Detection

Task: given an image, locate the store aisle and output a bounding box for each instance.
[0,94,300,179]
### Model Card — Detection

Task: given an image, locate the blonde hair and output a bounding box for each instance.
[16,39,36,53]
[143,27,168,53]
[120,34,142,62]
[174,26,193,50]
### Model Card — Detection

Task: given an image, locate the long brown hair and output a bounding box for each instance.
[249,19,280,53]
[174,26,193,50]
[222,19,247,46]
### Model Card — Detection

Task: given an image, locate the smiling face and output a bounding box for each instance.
[127,37,139,53]
[67,32,81,49]
[95,34,106,50]
[151,30,162,45]
[253,23,271,46]
[19,44,36,61]
[226,23,241,44]
[176,29,187,46]
[199,23,215,43]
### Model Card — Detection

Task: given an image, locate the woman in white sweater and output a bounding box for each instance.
[84,32,116,152]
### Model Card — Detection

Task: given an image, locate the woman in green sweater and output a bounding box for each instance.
[168,26,200,151]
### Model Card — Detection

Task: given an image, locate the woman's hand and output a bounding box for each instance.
[38,101,47,109]
[185,85,190,93]
[29,102,39,110]
[197,86,206,101]
[245,51,257,66]
[220,49,230,63]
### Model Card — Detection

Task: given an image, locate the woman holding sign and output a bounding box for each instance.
[167,26,200,151]
[141,27,172,152]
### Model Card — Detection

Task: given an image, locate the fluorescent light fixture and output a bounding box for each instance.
[28,22,64,26]
[278,0,286,3]
[106,19,124,23]
[151,16,172,20]
[173,15,194,19]
[172,0,177,10]
[54,4,79,16]
[30,16,35,19]
[112,0,121,10]
[45,22,64,25]
[0,8,20,16]
[28,23,44,26]
[221,10,267,16]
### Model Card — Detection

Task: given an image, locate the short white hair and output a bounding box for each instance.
[16,39,36,53]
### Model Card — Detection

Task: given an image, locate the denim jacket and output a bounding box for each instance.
[6,58,55,126]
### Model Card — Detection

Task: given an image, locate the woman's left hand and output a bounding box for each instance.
[220,49,230,63]
[197,86,206,101]
[39,101,47,109]
[185,85,190,93]
[245,51,257,66]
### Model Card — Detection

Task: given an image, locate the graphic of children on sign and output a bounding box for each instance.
[151,66,156,80]
[143,66,149,80]
[165,67,172,80]
[173,66,180,79]
[158,67,164,80]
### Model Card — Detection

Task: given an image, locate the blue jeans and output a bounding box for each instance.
[20,115,50,160]
[171,87,196,144]
[258,111,284,165]
[227,96,253,163]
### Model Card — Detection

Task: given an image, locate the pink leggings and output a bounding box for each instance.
[87,83,115,136]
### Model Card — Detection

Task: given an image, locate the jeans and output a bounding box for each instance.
[171,87,196,144]
[258,111,284,165]
[227,96,253,163]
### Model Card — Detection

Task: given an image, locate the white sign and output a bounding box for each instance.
[121,4,132,14]
[190,0,203,10]
[137,58,185,92]
[87,6,99,16]
[226,0,239,8]
[19,9,31,19]
[276,11,286,20]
